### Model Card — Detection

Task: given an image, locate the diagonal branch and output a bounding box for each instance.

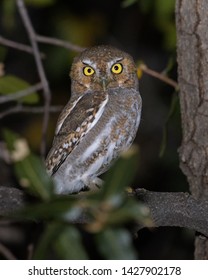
[139,63,178,90]
[16,0,51,158]
[36,35,85,52]
[0,243,17,260]
[0,34,84,56]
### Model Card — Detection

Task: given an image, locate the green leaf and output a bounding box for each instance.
[84,195,151,232]
[25,0,55,7]
[0,46,8,61]
[33,223,88,260]
[121,0,137,8]
[100,145,139,205]
[96,228,137,259]
[2,0,16,30]
[138,0,153,13]
[155,0,175,17]
[159,93,179,157]
[162,56,176,75]
[3,128,17,151]
[0,75,39,104]
[33,223,61,259]
[83,150,151,230]
[15,154,54,200]
[54,225,88,260]
[102,198,152,227]
[17,195,81,220]
[3,129,53,201]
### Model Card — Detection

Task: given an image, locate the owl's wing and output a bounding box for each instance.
[46,91,108,176]
[54,95,83,136]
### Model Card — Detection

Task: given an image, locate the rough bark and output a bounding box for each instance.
[176,0,208,259]
[0,186,26,215]
[135,189,208,237]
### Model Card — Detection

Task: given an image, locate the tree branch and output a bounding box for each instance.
[0,34,85,56]
[0,243,17,260]
[0,36,45,58]
[0,104,62,119]
[0,186,26,215]
[139,63,178,90]
[135,189,208,236]
[16,0,51,158]
[0,83,43,104]
[1,186,208,237]
[36,34,85,52]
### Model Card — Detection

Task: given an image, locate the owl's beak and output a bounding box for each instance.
[100,78,108,91]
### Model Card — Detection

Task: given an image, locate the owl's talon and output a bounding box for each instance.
[91,177,104,189]
[83,177,104,192]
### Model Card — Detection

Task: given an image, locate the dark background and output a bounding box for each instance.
[0,0,193,259]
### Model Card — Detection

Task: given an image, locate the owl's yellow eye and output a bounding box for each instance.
[111,63,123,74]
[83,66,95,76]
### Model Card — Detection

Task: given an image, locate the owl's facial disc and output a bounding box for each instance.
[82,61,110,91]
[78,55,135,91]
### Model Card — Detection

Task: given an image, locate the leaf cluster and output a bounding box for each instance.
[3,130,151,259]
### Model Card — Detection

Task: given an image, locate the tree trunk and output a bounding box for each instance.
[176,0,208,259]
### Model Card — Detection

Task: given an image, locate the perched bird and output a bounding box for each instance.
[45,45,142,194]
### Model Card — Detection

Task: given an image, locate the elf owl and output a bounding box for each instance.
[45,45,142,194]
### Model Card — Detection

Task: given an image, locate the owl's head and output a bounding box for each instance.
[70,45,138,93]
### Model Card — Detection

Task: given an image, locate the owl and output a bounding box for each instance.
[45,45,142,194]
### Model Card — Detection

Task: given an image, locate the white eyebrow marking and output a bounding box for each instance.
[82,59,97,69]
[108,57,124,67]
[82,58,92,65]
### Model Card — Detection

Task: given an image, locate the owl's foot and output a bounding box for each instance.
[83,177,104,192]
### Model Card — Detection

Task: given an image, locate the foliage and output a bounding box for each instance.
[4,130,151,259]
[3,129,53,200]
[0,75,39,104]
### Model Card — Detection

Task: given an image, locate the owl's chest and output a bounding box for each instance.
[75,90,141,175]
[57,89,141,181]
[104,88,141,127]
[88,89,140,147]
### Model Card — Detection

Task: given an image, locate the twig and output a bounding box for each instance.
[0,83,43,104]
[139,63,178,90]
[0,104,62,119]
[0,36,45,58]
[0,34,84,56]
[36,34,85,52]
[0,243,17,260]
[16,0,51,158]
